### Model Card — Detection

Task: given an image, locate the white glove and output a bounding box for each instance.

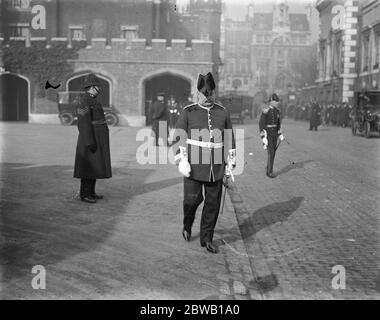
[176,146,191,177]
[279,134,284,141]
[262,137,268,149]
[260,130,268,150]
[178,159,191,177]
[227,149,236,169]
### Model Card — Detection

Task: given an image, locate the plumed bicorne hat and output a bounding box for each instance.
[82,73,102,89]
[197,72,216,91]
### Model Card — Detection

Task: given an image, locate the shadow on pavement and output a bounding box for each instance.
[0,162,181,298]
[217,196,304,244]
[276,160,314,177]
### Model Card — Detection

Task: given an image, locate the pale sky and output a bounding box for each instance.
[176,0,319,42]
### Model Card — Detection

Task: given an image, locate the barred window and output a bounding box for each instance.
[8,24,29,37]
[69,25,86,41]
[362,33,370,72]
[8,0,30,9]
[375,32,380,68]
[121,25,138,41]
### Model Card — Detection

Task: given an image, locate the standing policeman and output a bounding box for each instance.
[259,93,284,178]
[174,72,236,254]
[74,73,112,203]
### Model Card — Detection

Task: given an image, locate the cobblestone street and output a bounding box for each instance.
[230,119,380,299]
[0,119,379,299]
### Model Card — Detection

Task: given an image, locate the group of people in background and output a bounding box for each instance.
[285,101,353,129]
[149,93,193,146]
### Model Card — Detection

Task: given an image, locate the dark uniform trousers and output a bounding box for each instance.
[266,128,278,175]
[183,177,223,245]
[80,179,96,198]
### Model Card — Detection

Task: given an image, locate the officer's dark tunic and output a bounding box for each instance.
[74,92,112,179]
[259,105,281,175]
[175,102,235,244]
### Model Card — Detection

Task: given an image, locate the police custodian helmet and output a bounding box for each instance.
[82,73,102,89]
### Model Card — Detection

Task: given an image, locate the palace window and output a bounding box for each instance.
[8,0,30,9]
[201,33,210,41]
[256,34,264,44]
[362,33,370,72]
[8,23,29,37]
[121,25,138,41]
[374,31,380,69]
[69,25,86,41]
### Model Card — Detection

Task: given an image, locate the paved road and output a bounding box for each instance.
[0,123,256,300]
[0,119,379,299]
[230,118,380,299]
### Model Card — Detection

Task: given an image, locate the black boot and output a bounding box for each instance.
[201,241,218,254]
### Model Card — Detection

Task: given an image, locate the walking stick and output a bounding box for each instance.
[220,178,228,216]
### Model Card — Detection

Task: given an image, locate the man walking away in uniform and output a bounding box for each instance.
[150,93,169,146]
[74,73,112,203]
[259,93,284,178]
[174,72,236,254]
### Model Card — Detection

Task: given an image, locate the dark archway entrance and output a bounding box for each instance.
[0,73,29,121]
[144,73,191,125]
[67,73,111,107]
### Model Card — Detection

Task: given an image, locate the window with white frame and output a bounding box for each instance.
[121,25,138,41]
[9,0,30,9]
[200,33,210,41]
[69,25,86,41]
[8,23,29,37]
[375,31,380,68]
[256,34,264,44]
[362,32,370,72]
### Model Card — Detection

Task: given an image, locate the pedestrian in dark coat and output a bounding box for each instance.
[74,73,112,203]
[259,93,284,178]
[150,93,168,146]
[309,101,321,131]
[174,72,236,254]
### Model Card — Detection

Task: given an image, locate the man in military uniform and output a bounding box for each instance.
[174,72,236,254]
[74,73,112,203]
[150,93,169,146]
[259,93,284,178]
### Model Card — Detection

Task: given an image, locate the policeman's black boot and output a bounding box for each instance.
[90,179,103,199]
[80,179,96,203]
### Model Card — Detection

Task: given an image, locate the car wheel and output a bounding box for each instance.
[59,113,74,126]
[105,113,119,126]
[364,121,370,138]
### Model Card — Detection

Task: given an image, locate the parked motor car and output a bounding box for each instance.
[219,94,253,124]
[57,91,119,127]
[351,91,380,138]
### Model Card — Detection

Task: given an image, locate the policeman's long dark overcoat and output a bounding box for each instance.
[74,92,112,179]
[310,103,321,128]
